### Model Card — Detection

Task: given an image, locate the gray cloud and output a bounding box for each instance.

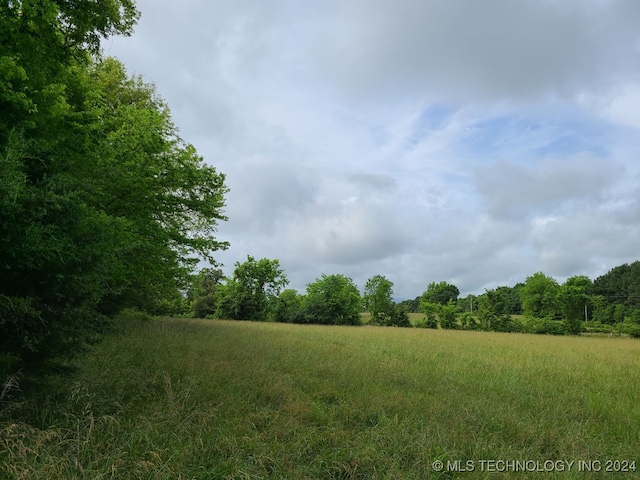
[472,154,623,220]
[105,0,640,298]
[317,0,640,103]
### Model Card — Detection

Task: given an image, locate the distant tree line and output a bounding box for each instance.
[3,0,638,389]
[188,256,409,327]
[188,259,640,338]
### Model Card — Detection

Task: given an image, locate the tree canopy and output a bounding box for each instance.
[1,2,229,375]
[216,256,288,321]
[422,281,460,306]
[363,275,394,325]
[303,274,362,326]
[520,272,560,319]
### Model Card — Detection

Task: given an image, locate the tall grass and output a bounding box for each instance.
[1,317,639,479]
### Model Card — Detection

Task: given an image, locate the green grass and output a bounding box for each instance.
[2,317,639,479]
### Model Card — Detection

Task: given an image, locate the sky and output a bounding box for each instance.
[104,0,640,299]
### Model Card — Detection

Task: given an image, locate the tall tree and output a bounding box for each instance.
[303,274,362,325]
[189,268,224,318]
[363,275,394,325]
[591,261,640,310]
[520,272,560,319]
[0,3,230,376]
[422,281,460,306]
[559,275,592,334]
[216,256,288,321]
[270,289,305,324]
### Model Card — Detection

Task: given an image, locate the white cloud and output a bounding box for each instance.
[104,0,640,297]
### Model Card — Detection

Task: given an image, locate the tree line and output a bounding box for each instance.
[188,258,640,338]
[1,1,229,379]
[3,1,639,386]
[188,257,410,327]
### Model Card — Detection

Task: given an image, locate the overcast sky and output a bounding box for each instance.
[104,0,640,299]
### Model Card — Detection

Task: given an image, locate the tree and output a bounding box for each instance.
[559,275,592,334]
[496,284,524,315]
[419,300,439,329]
[422,281,460,306]
[520,272,560,319]
[388,304,411,327]
[477,289,519,332]
[591,262,640,319]
[303,274,362,325]
[189,268,224,318]
[270,289,305,323]
[216,256,288,321]
[363,275,394,325]
[0,4,230,377]
[438,300,458,329]
[396,296,421,313]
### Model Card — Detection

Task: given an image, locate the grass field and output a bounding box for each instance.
[2,317,639,479]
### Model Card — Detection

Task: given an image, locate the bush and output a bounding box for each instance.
[526,318,568,335]
[563,318,584,335]
[583,322,616,334]
[618,322,640,338]
[438,302,458,329]
[388,305,411,327]
[115,308,152,323]
[491,314,519,333]
[192,294,217,318]
[420,315,438,329]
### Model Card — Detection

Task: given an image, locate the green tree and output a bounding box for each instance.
[397,296,421,313]
[217,256,288,321]
[0,4,230,376]
[388,304,411,327]
[496,284,524,315]
[458,295,477,314]
[419,300,439,329]
[477,289,518,332]
[591,261,640,322]
[438,300,458,329]
[303,274,362,325]
[422,281,460,306]
[190,268,224,318]
[559,275,592,334]
[363,275,394,325]
[270,289,305,323]
[520,272,560,319]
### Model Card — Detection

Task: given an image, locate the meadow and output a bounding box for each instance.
[1,317,639,479]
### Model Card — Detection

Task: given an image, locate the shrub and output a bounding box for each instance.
[115,308,152,323]
[192,294,217,318]
[388,305,411,327]
[526,317,568,335]
[618,322,640,338]
[563,317,583,335]
[583,322,616,334]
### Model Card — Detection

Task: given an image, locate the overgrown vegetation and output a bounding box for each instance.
[1,1,228,378]
[187,259,640,339]
[2,317,638,479]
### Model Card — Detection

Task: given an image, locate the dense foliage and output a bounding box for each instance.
[1,1,228,377]
[186,261,640,338]
[215,256,288,321]
[363,275,394,325]
[4,0,638,383]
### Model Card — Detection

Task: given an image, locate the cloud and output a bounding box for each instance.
[104,0,640,299]
[473,153,623,220]
[316,0,640,103]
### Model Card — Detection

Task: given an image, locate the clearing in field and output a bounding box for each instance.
[2,317,639,479]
